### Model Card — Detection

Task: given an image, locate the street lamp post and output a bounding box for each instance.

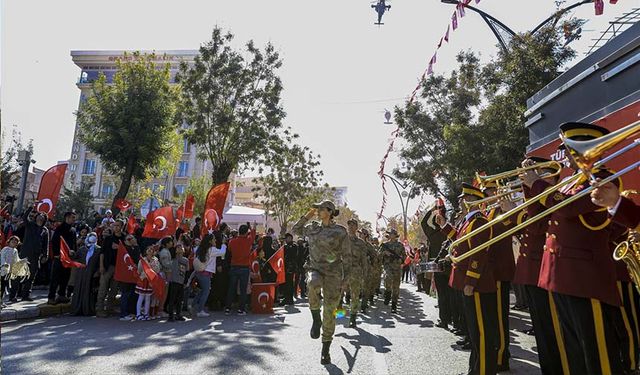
[16,150,35,215]
[382,173,414,240]
[440,0,593,53]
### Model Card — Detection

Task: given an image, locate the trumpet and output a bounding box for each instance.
[463,187,523,211]
[449,119,640,263]
[475,161,563,189]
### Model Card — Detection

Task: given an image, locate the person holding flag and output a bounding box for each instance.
[115,236,141,321]
[135,246,157,321]
[292,200,351,365]
[48,212,77,305]
[225,222,257,315]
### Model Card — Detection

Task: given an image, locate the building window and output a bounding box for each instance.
[152,183,160,192]
[101,184,114,198]
[183,138,191,153]
[175,184,186,196]
[69,164,77,172]
[177,161,189,177]
[83,159,96,175]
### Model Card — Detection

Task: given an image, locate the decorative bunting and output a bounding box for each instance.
[444,25,450,42]
[595,0,604,15]
[452,12,458,30]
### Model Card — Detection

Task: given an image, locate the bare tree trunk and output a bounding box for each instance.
[111,160,136,216]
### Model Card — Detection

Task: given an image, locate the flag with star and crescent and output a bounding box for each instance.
[142,206,177,239]
[114,241,139,284]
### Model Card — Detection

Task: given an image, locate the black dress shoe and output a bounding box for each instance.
[460,342,472,350]
[456,338,469,345]
[435,321,449,329]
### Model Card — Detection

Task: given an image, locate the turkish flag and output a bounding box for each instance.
[251,283,276,314]
[114,198,132,211]
[177,194,195,220]
[36,164,68,218]
[201,182,230,237]
[114,241,139,284]
[249,250,262,283]
[60,238,85,269]
[127,214,139,235]
[141,257,165,302]
[267,246,285,285]
[142,206,176,239]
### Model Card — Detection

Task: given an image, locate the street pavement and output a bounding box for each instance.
[1,283,540,375]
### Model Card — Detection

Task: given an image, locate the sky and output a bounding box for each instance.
[1,0,637,225]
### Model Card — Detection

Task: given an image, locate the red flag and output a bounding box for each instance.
[114,198,132,211]
[127,214,139,235]
[251,283,276,314]
[451,12,458,30]
[142,206,176,239]
[60,238,85,269]
[201,182,230,237]
[267,246,285,285]
[249,250,262,283]
[36,164,68,218]
[141,257,165,302]
[177,194,195,220]
[595,0,604,15]
[114,241,139,283]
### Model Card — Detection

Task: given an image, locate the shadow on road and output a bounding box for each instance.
[1,312,288,374]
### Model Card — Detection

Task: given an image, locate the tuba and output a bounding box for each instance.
[613,190,640,293]
[614,235,640,294]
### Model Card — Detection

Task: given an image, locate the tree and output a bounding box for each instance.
[288,185,336,228]
[177,27,292,184]
[75,52,181,213]
[253,144,323,234]
[394,21,578,206]
[56,185,94,221]
[1,125,34,199]
[184,175,213,218]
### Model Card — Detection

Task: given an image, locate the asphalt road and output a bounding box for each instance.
[1,283,540,375]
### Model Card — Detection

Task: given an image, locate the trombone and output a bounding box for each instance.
[613,190,640,293]
[476,161,563,189]
[449,119,640,263]
[463,187,523,212]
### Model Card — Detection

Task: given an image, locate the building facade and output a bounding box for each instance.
[67,50,213,213]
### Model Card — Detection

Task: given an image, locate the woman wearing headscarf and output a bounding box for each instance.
[71,232,102,316]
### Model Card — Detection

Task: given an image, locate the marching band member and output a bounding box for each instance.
[436,183,499,375]
[515,157,569,374]
[520,122,625,375]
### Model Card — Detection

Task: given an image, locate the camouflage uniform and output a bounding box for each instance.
[293,216,351,343]
[380,240,405,304]
[367,246,382,300]
[348,235,370,314]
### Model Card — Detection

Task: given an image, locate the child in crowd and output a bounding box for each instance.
[1,236,20,306]
[158,237,173,319]
[148,247,162,320]
[135,246,156,321]
[167,243,189,321]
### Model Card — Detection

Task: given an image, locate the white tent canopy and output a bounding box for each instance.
[223,205,266,226]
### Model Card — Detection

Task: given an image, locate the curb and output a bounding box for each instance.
[1,303,72,322]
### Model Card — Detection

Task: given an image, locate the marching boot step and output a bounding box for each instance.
[310,309,322,339]
[321,341,332,365]
[349,313,357,328]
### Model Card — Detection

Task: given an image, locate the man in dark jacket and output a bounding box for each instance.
[421,204,451,329]
[282,233,299,305]
[12,208,49,301]
[48,212,77,305]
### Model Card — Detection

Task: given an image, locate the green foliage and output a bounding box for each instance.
[288,185,336,228]
[184,175,213,218]
[1,125,34,197]
[56,185,94,221]
[177,27,293,184]
[75,52,181,212]
[253,144,323,234]
[394,22,578,207]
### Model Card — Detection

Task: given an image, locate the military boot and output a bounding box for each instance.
[361,297,368,314]
[349,312,357,328]
[391,299,398,314]
[383,291,391,306]
[369,295,375,306]
[321,341,332,365]
[345,292,351,305]
[310,309,322,339]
